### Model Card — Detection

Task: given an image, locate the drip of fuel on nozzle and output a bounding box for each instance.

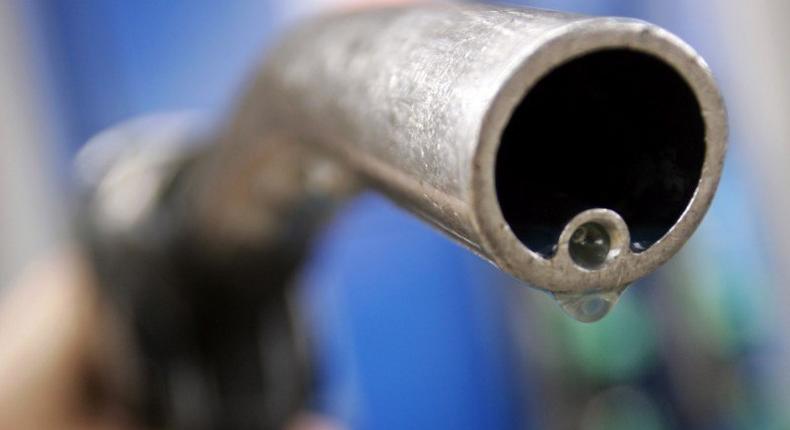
[553,288,626,323]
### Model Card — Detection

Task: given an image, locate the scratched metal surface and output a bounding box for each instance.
[256,4,583,245]
[213,3,726,293]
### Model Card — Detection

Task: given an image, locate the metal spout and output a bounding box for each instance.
[194,3,726,294]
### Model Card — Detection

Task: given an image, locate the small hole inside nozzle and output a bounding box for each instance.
[569,222,610,269]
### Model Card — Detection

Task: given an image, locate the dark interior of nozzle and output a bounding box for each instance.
[496,49,705,257]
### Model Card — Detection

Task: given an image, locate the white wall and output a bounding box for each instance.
[0,1,65,288]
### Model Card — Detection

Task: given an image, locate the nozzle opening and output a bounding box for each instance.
[495,49,705,257]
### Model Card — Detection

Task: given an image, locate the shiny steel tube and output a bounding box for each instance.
[201,3,726,295]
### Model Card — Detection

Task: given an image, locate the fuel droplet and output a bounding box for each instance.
[553,288,624,323]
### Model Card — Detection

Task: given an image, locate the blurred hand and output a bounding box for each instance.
[0,252,343,430]
[0,252,135,429]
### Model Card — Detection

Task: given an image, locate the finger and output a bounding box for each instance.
[0,251,135,429]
